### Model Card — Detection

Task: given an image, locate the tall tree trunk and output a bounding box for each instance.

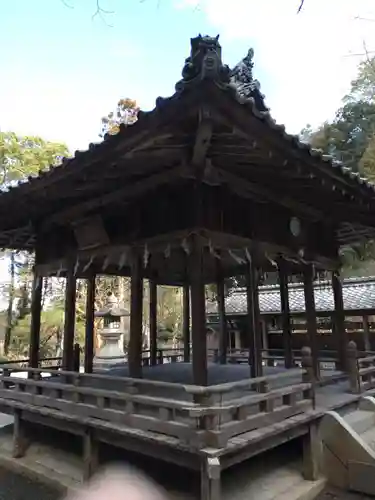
[4,251,15,356]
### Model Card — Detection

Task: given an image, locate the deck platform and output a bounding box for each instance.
[0,358,367,499]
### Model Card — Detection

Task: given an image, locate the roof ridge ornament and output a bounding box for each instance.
[175,34,231,92]
[230,48,269,112]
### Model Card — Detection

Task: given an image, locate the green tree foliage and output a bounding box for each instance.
[303,58,375,174]
[0,131,69,356]
[0,132,68,185]
[302,56,375,275]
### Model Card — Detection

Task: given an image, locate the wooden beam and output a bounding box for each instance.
[213,165,322,220]
[363,314,371,352]
[303,264,319,379]
[332,271,348,370]
[28,274,43,369]
[149,279,158,366]
[202,229,339,271]
[278,261,293,369]
[190,235,208,386]
[42,164,190,229]
[62,267,77,371]
[245,257,262,378]
[129,252,143,378]
[84,274,96,374]
[183,283,191,363]
[216,263,228,365]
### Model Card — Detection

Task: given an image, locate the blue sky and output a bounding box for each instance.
[1,0,375,291]
[2,0,375,153]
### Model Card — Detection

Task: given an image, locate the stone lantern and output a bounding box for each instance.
[93,293,129,369]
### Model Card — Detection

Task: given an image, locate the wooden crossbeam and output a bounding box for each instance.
[213,166,322,219]
[41,164,190,230]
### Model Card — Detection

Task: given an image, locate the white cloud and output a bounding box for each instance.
[177,0,375,132]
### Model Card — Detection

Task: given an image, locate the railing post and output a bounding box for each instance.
[301,346,315,408]
[258,380,274,412]
[213,349,219,363]
[347,340,360,394]
[73,343,81,372]
[13,409,29,458]
[158,349,163,365]
[301,346,314,383]
[201,456,221,500]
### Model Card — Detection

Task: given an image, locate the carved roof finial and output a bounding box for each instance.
[175,34,231,92]
[230,47,268,112]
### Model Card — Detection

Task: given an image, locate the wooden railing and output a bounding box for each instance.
[141,348,184,366]
[348,341,375,393]
[0,356,62,372]
[221,348,341,371]
[0,352,315,449]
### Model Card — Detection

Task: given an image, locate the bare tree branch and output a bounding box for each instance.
[297,0,305,14]
[92,0,114,26]
[60,0,74,8]
[60,0,114,26]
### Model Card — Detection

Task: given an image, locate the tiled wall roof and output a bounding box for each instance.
[207,276,375,315]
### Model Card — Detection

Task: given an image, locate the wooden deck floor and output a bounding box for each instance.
[105,362,309,385]
[101,362,349,403]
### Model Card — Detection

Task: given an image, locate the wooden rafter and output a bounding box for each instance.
[213,165,322,219]
[41,164,190,230]
[208,84,374,201]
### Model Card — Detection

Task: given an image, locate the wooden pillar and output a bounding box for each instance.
[129,253,143,378]
[13,409,28,459]
[363,315,371,352]
[261,319,269,352]
[83,429,99,481]
[62,268,77,371]
[201,456,221,500]
[190,235,207,386]
[332,271,348,370]
[245,259,262,378]
[84,274,96,374]
[303,265,319,379]
[302,422,320,481]
[28,274,43,369]
[278,262,293,368]
[149,279,157,366]
[183,283,190,363]
[216,276,228,364]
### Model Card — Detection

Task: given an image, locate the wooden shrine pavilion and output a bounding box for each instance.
[2,35,375,497]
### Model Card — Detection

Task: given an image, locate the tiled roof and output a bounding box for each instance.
[2,34,375,251]
[207,276,375,316]
[3,35,375,197]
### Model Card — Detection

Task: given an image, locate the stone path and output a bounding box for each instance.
[316,487,373,499]
[0,466,58,500]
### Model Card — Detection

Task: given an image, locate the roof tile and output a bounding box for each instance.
[207,276,375,315]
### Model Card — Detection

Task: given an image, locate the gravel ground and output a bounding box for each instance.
[0,467,60,500]
[316,487,373,499]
